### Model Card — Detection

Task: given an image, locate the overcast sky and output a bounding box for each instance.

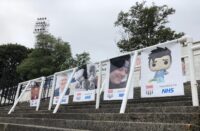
[0,0,200,62]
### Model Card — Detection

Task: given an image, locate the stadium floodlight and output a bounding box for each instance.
[33,17,49,34]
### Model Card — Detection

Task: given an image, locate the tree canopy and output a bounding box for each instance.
[17,33,72,80]
[115,1,184,52]
[0,44,30,88]
[61,52,90,70]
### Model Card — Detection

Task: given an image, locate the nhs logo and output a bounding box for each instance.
[118,93,124,97]
[162,88,174,94]
[85,95,91,100]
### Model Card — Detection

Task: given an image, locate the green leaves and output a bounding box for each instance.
[115,1,184,52]
[60,52,90,70]
[0,44,29,88]
[17,33,90,80]
[17,33,72,80]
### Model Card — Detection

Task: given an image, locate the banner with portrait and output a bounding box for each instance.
[53,71,72,105]
[141,42,184,97]
[30,81,41,107]
[104,54,134,100]
[72,64,97,102]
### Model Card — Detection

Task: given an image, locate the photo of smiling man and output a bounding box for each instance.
[53,71,72,105]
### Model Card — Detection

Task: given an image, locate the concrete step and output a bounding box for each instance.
[54,106,200,114]
[16,96,192,107]
[0,123,89,131]
[1,106,199,115]
[1,100,193,114]
[3,112,200,125]
[3,100,192,112]
[58,100,193,109]
[0,117,198,131]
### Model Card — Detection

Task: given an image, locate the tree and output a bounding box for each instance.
[74,52,90,67]
[17,33,72,80]
[115,1,184,52]
[0,44,30,88]
[61,52,90,70]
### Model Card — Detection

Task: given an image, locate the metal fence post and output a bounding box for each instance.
[53,68,76,114]
[36,77,46,111]
[8,81,31,114]
[48,74,57,110]
[96,62,102,109]
[120,51,138,113]
[188,38,199,106]
[14,84,21,102]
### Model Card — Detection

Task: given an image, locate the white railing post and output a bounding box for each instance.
[36,77,46,111]
[188,38,199,106]
[53,68,76,113]
[14,84,21,102]
[120,51,138,113]
[96,62,102,109]
[8,81,31,114]
[48,74,57,110]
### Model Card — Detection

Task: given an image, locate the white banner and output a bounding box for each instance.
[72,64,97,102]
[30,81,41,107]
[53,71,72,105]
[104,54,134,100]
[141,42,184,97]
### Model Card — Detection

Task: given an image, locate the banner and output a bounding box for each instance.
[53,71,72,105]
[141,42,184,97]
[104,54,134,100]
[30,81,41,107]
[72,64,97,102]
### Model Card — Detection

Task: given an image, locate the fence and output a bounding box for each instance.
[0,75,53,106]
[2,36,200,114]
[0,86,18,107]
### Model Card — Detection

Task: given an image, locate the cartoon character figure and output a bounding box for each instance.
[148,47,172,83]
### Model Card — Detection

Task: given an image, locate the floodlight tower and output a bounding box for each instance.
[33,17,50,48]
[33,17,49,34]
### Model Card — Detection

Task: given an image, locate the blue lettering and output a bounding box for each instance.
[85,96,91,99]
[162,88,174,94]
[119,93,124,97]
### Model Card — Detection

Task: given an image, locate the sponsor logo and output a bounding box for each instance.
[108,89,113,93]
[107,93,113,99]
[85,95,91,99]
[145,83,154,95]
[146,90,153,95]
[61,98,67,102]
[76,97,81,100]
[146,84,153,89]
[162,88,174,94]
[118,93,124,97]
[77,93,81,96]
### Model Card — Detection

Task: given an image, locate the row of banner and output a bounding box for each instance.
[29,42,185,107]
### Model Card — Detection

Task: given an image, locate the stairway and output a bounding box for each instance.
[0,84,199,131]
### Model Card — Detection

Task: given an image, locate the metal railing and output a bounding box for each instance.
[0,85,19,107]
[0,75,53,107]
